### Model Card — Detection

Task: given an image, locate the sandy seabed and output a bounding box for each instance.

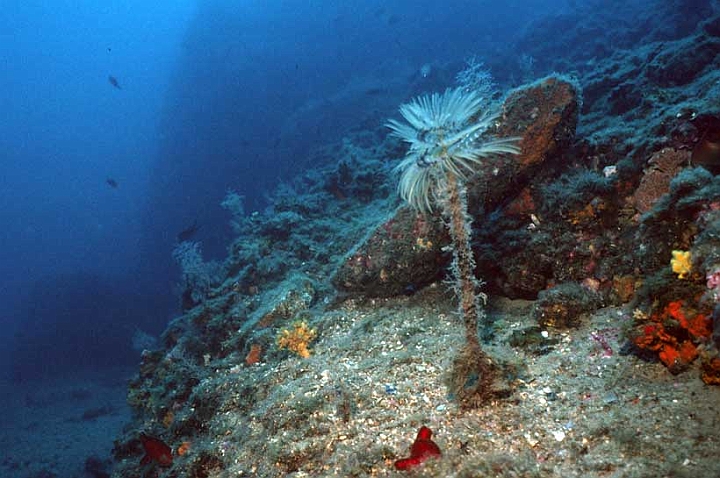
[0,368,132,478]
[216,288,720,477]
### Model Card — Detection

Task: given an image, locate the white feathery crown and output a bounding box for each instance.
[387,87,520,212]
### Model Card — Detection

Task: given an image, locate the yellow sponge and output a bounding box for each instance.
[671,250,692,279]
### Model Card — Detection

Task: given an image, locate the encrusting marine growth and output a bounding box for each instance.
[671,249,692,279]
[139,433,173,467]
[394,426,442,470]
[388,87,520,407]
[276,320,317,358]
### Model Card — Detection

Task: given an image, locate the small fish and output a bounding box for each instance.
[106,177,118,188]
[139,433,172,467]
[364,87,385,96]
[394,426,441,470]
[108,75,122,89]
[177,220,200,242]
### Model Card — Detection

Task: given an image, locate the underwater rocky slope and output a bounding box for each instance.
[111,9,720,478]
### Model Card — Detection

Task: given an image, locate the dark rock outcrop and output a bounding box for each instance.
[332,77,580,297]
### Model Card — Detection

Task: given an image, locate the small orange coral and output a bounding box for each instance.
[657,340,699,369]
[245,343,263,366]
[276,321,317,358]
[177,441,191,456]
[634,300,712,373]
[658,344,680,368]
[664,301,712,339]
[678,340,699,363]
[685,312,713,337]
[701,357,720,385]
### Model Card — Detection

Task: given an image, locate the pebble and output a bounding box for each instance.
[603,391,618,404]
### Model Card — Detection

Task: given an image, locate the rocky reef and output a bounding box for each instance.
[111,6,720,477]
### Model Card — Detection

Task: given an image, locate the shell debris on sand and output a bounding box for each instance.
[226,291,720,477]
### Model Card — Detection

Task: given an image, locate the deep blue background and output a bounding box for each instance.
[0,0,563,380]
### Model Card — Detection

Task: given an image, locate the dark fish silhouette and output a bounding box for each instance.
[106,177,118,188]
[108,75,122,89]
[177,220,200,242]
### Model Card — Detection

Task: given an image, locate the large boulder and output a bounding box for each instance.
[332,77,580,297]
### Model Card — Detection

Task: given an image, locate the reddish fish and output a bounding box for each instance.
[394,426,442,470]
[139,433,173,467]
